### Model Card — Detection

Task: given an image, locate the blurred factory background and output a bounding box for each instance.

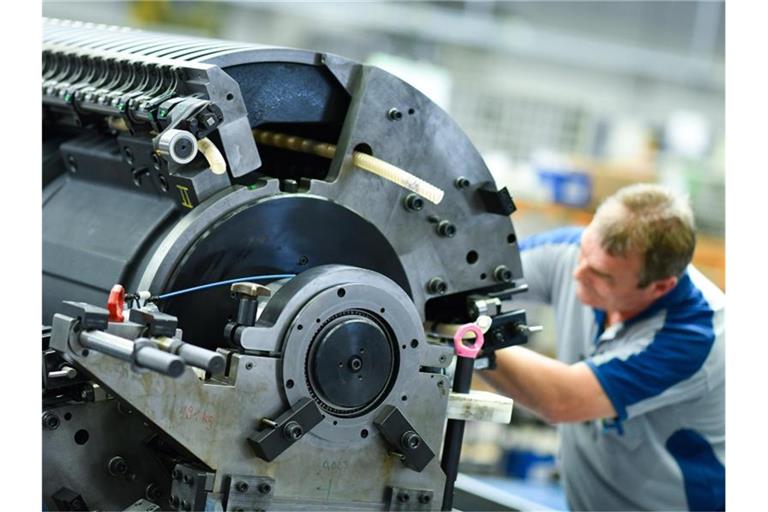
[41,1,724,509]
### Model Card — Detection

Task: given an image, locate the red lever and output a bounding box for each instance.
[107,284,126,322]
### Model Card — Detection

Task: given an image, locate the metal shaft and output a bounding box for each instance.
[80,330,185,377]
[176,342,226,374]
[440,356,474,511]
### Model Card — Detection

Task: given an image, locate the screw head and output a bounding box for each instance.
[418,493,432,504]
[108,456,128,476]
[427,277,447,295]
[437,220,456,237]
[401,431,422,450]
[403,193,424,212]
[454,177,471,189]
[397,491,411,503]
[388,108,403,120]
[257,482,272,495]
[283,421,304,441]
[42,411,60,431]
[245,362,254,370]
[494,265,513,283]
[235,480,249,493]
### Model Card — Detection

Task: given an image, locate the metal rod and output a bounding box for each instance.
[440,356,474,511]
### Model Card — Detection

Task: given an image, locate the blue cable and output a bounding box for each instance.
[156,274,296,300]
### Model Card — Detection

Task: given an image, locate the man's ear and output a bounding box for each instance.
[651,276,678,299]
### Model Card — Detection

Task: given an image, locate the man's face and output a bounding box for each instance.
[572,225,662,313]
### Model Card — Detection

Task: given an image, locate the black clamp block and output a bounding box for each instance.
[129,308,178,338]
[60,301,109,331]
[248,397,323,462]
[386,486,434,511]
[374,405,434,472]
[224,475,275,512]
[477,181,517,216]
[169,463,214,512]
[51,486,89,511]
[479,309,529,356]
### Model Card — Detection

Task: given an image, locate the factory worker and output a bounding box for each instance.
[482,183,725,511]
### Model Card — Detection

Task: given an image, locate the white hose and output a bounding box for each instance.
[253,129,444,204]
[197,137,227,175]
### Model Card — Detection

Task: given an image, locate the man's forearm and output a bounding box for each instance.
[478,346,615,423]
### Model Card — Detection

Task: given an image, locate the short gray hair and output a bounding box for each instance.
[592,183,696,287]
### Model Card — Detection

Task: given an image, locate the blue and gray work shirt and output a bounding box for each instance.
[519,227,725,511]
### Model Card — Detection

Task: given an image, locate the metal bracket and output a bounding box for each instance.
[169,463,215,512]
[223,475,275,512]
[247,397,323,462]
[386,486,434,511]
[374,406,434,472]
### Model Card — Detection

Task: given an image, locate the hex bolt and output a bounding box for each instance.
[397,491,411,503]
[387,108,403,120]
[494,265,513,283]
[436,220,456,238]
[257,482,272,495]
[454,176,471,189]
[400,430,422,450]
[418,494,432,504]
[235,480,249,493]
[403,193,424,212]
[42,411,60,431]
[108,456,128,476]
[427,277,447,295]
[283,421,304,441]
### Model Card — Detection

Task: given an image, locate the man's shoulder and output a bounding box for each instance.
[519,226,584,252]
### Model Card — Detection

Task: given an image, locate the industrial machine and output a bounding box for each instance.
[42,18,533,511]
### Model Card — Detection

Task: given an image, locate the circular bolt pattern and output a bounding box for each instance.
[454,177,471,189]
[42,411,60,431]
[235,480,249,493]
[283,421,304,441]
[427,277,447,295]
[494,265,513,283]
[437,220,456,237]
[403,193,424,212]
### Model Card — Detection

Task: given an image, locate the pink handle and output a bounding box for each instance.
[453,323,485,359]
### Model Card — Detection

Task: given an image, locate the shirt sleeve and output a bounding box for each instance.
[586,309,717,421]
[519,227,583,305]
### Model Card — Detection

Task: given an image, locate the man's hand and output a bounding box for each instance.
[480,346,616,423]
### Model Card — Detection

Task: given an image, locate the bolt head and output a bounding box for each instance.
[235,480,249,493]
[257,482,272,495]
[418,494,432,504]
[397,491,410,503]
